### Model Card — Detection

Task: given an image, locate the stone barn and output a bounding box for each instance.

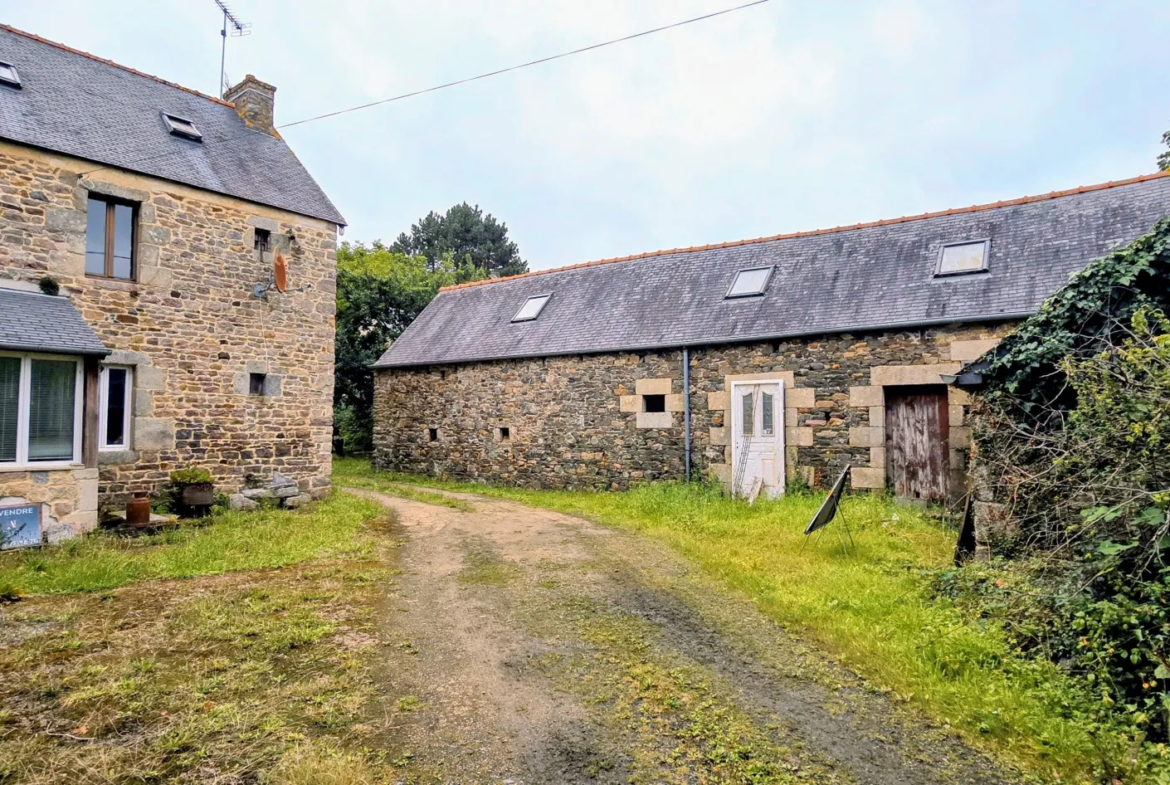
[373,172,1170,502]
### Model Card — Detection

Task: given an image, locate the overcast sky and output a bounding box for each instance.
[6,1,1170,270]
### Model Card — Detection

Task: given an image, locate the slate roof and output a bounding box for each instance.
[0,288,110,356]
[0,25,345,226]
[376,172,1170,368]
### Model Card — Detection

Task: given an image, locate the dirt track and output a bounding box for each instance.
[346,486,1017,785]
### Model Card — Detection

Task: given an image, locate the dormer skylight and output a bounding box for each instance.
[0,61,21,89]
[725,266,773,298]
[936,240,989,276]
[162,113,202,142]
[512,294,551,322]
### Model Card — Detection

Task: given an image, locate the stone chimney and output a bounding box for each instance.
[223,74,278,136]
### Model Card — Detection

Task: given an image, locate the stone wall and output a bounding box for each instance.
[0,468,98,544]
[0,141,337,508]
[374,323,1016,494]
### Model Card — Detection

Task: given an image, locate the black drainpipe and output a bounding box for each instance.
[683,346,692,482]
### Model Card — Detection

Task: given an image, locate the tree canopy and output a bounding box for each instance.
[333,242,483,453]
[1160,128,1170,172]
[390,202,527,278]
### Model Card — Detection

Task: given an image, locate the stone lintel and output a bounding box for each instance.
[635,378,672,396]
[870,363,962,387]
[724,371,794,391]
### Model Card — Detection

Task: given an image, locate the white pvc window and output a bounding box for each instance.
[726,266,773,298]
[512,294,551,322]
[937,240,989,276]
[0,353,83,468]
[99,365,133,450]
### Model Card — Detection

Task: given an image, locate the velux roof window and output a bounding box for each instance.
[512,294,551,322]
[0,61,21,89]
[936,240,989,276]
[162,113,202,142]
[725,266,773,298]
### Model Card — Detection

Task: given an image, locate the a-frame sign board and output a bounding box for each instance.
[801,466,855,554]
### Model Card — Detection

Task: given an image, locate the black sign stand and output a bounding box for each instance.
[801,466,855,555]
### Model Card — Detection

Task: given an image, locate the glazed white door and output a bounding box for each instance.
[730,381,786,500]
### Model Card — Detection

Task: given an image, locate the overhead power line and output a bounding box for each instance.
[74,0,771,180]
[278,0,772,128]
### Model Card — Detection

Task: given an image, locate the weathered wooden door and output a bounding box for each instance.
[730,381,786,500]
[885,385,949,502]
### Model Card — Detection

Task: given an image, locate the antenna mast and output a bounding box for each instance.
[214,0,252,96]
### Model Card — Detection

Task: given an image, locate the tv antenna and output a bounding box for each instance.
[214,0,252,96]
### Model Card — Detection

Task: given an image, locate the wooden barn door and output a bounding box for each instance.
[885,385,949,502]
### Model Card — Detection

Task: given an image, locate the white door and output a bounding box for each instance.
[730,381,786,500]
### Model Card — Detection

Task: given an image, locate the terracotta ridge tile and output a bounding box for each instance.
[0,23,236,108]
[440,170,1170,292]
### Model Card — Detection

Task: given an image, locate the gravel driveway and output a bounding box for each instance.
[344,486,1017,785]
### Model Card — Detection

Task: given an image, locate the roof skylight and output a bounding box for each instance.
[512,294,551,323]
[725,266,773,298]
[162,113,202,141]
[936,240,989,276]
[0,61,21,89]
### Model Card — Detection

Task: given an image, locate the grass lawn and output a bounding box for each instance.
[0,491,404,784]
[334,457,1125,783]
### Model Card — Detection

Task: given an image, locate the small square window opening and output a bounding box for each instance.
[162,113,202,141]
[726,266,773,298]
[254,228,271,252]
[249,373,266,396]
[936,240,989,276]
[643,394,666,413]
[498,426,511,441]
[512,294,552,322]
[0,61,21,88]
[428,427,439,442]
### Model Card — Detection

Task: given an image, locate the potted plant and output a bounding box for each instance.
[169,467,215,513]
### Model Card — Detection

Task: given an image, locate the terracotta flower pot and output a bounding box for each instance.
[126,491,152,526]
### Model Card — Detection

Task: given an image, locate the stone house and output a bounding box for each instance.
[373,172,1170,501]
[0,25,344,545]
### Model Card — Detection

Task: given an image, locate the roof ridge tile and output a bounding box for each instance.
[440,170,1170,293]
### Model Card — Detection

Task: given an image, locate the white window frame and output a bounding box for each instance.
[0,352,84,470]
[511,294,552,323]
[725,266,774,298]
[98,365,133,451]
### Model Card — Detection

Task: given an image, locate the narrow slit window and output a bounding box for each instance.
[512,294,551,322]
[427,427,439,442]
[726,266,773,298]
[249,373,266,396]
[741,391,754,437]
[761,392,774,435]
[936,240,989,276]
[163,113,202,141]
[99,365,133,450]
[643,394,666,413]
[0,61,20,89]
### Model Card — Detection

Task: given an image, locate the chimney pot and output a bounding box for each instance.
[223,75,278,136]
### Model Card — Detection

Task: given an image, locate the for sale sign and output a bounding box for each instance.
[0,503,42,550]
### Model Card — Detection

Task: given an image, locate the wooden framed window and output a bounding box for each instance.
[85,196,137,280]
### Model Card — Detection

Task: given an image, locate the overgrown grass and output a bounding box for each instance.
[0,492,385,595]
[335,458,1123,783]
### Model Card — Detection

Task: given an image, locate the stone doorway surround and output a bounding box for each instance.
[847,338,999,493]
[706,371,815,488]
